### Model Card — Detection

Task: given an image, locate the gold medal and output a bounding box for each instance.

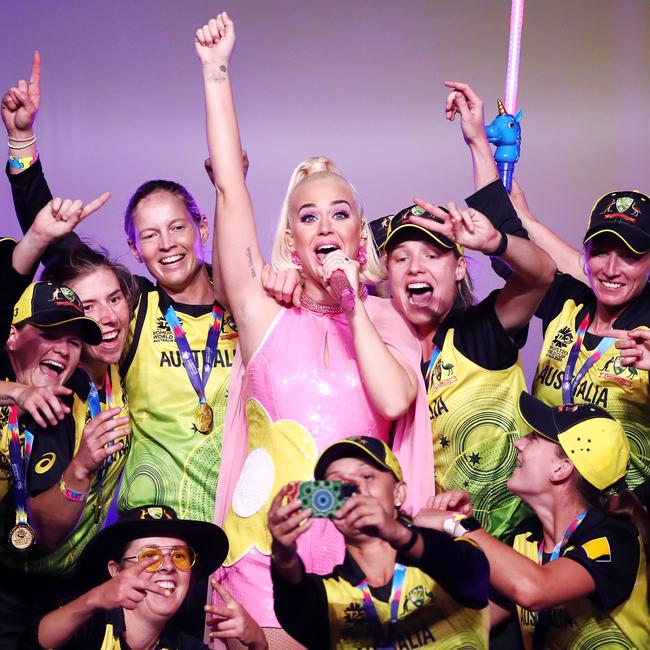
[9,522,35,551]
[194,402,213,434]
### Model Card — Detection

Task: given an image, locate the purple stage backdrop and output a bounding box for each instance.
[1,0,649,380]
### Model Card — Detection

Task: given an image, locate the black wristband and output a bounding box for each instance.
[392,518,419,553]
[487,230,508,257]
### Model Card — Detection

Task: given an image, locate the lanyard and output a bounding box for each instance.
[164,303,223,434]
[561,313,614,404]
[7,404,35,549]
[424,346,441,390]
[88,370,115,523]
[356,563,406,649]
[533,511,587,649]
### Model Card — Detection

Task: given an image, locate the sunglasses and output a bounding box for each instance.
[123,545,197,572]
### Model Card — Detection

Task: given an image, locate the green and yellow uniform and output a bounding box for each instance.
[117,283,237,521]
[512,510,650,649]
[426,293,528,539]
[272,528,489,649]
[533,274,650,487]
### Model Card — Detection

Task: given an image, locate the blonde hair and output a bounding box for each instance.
[271,156,384,284]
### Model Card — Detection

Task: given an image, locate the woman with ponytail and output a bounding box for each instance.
[417,392,650,649]
[196,13,432,645]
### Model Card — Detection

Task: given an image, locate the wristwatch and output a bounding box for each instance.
[443,513,481,538]
[393,516,419,553]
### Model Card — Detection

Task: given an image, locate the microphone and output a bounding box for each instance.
[329,270,356,312]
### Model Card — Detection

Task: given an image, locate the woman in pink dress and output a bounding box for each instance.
[195,12,432,646]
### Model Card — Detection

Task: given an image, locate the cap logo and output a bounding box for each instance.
[600,196,640,223]
[410,206,426,216]
[556,404,578,413]
[50,286,84,313]
[140,506,172,520]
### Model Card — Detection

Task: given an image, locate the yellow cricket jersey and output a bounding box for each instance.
[533,274,650,487]
[0,364,129,575]
[427,294,529,539]
[117,283,237,522]
[512,511,650,649]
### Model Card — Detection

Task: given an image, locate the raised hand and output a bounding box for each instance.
[194,12,236,67]
[207,579,268,648]
[69,408,130,480]
[319,250,360,300]
[409,199,501,255]
[87,556,167,611]
[603,328,650,371]
[14,384,72,427]
[262,265,302,307]
[444,80,486,146]
[268,485,312,556]
[1,51,41,137]
[333,493,401,543]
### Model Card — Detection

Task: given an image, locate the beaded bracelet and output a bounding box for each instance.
[59,477,90,502]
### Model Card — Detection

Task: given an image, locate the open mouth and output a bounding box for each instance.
[599,280,623,290]
[102,330,119,343]
[406,282,433,306]
[156,579,177,595]
[159,254,184,266]
[40,359,65,377]
[314,244,340,263]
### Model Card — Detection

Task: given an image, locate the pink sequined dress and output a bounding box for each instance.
[213,296,433,627]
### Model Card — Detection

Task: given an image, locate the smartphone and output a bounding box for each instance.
[286,480,357,518]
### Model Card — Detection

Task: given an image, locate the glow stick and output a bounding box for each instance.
[504,0,525,114]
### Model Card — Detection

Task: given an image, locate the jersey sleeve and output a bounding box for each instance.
[271,560,330,650]
[535,272,591,334]
[451,290,525,370]
[414,527,490,609]
[0,238,34,345]
[7,158,84,264]
[27,414,76,496]
[561,516,640,610]
[465,179,529,280]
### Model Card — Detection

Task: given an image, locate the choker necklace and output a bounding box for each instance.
[300,286,368,315]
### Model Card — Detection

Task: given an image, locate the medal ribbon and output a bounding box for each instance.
[424,346,441,390]
[88,370,115,523]
[356,562,406,649]
[7,405,33,527]
[532,511,587,649]
[164,303,223,407]
[561,313,614,404]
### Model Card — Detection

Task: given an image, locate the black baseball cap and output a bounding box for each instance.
[12,281,102,345]
[518,392,629,491]
[369,205,463,254]
[77,505,229,586]
[314,436,403,482]
[583,190,650,254]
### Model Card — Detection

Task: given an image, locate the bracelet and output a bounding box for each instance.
[59,477,90,502]
[486,230,508,257]
[8,152,39,170]
[271,551,300,570]
[8,137,36,150]
[392,517,419,553]
[8,134,35,143]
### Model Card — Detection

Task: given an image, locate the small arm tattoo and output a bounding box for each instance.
[246,247,256,278]
[207,64,228,83]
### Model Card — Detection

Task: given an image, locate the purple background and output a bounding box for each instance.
[1,1,649,380]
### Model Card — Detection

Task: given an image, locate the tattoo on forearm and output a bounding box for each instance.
[246,247,256,278]
[207,64,228,84]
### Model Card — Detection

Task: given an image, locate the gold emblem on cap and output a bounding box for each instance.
[194,402,214,434]
[9,523,35,551]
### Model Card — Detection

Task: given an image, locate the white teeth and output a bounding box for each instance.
[315,245,339,253]
[160,254,183,264]
[601,281,622,289]
[42,360,64,372]
[157,581,176,589]
[103,331,118,342]
[407,283,432,290]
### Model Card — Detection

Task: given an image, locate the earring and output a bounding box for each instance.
[7,343,15,352]
[357,246,367,266]
[291,251,303,268]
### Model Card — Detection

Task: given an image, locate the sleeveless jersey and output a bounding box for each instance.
[428,295,528,539]
[324,562,488,649]
[533,275,650,487]
[513,513,650,649]
[118,285,237,521]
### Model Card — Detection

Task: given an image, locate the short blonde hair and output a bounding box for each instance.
[271,156,384,284]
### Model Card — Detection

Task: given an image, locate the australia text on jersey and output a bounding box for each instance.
[159,347,236,369]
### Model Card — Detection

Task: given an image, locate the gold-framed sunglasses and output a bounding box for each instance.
[123,545,197,572]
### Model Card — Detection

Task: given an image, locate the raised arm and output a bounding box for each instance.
[410,200,556,336]
[196,12,278,361]
[510,180,586,282]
